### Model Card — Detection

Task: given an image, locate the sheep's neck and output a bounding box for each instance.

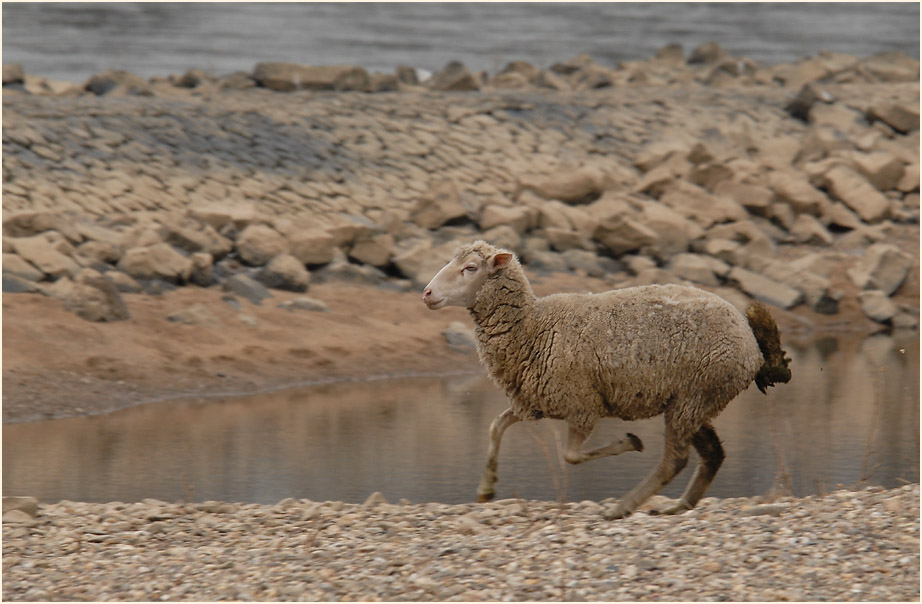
[469,267,536,343]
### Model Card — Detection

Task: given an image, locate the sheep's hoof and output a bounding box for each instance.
[476,492,495,503]
[627,433,644,452]
[649,501,693,516]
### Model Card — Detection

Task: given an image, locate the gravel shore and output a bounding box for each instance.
[3,485,918,601]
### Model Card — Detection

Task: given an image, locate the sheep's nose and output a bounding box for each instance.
[422,288,432,300]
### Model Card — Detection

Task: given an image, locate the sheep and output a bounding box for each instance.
[422,240,791,519]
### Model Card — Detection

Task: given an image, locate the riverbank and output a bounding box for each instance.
[2,484,919,601]
[2,47,919,424]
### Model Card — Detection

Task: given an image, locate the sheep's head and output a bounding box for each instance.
[422,241,513,310]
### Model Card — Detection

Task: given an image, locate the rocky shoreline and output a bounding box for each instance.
[2,45,919,333]
[3,485,919,601]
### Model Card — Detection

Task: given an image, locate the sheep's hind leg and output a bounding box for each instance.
[604,423,690,520]
[564,425,644,465]
[476,408,520,502]
[651,423,724,516]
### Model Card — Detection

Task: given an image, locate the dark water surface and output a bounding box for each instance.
[3,332,918,505]
[3,3,919,83]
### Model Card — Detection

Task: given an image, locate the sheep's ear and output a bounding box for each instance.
[489,252,513,274]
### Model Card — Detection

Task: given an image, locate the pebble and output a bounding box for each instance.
[2,485,917,601]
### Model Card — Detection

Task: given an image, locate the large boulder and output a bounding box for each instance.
[659,181,748,228]
[428,61,480,91]
[348,233,395,267]
[638,201,704,258]
[516,166,605,205]
[768,171,828,216]
[257,254,310,292]
[728,266,803,309]
[478,204,532,235]
[846,243,913,295]
[288,229,337,266]
[593,215,658,256]
[409,180,469,230]
[3,253,44,282]
[235,224,289,267]
[866,102,920,134]
[9,232,80,280]
[252,62,371,92]
[819,165,891,223]
[84,70,149,96]
[858,290,899,323]
[117,243,193,283]
[160,221,233,259]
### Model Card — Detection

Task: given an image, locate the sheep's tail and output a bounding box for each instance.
[746,302,792,394]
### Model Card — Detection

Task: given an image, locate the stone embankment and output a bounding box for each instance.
[3,485,919,601]
[2,44,919,330]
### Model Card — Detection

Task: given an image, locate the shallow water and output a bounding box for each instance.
[2,3,919,83]
[3,331,918,505]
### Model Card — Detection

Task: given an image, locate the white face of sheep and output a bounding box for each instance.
[422,250,513,310]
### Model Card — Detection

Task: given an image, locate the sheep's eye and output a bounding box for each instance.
[462,265,478,274]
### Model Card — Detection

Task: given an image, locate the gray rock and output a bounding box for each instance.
[442,321,477,352]
[858,290,898,323]
[2,274,39,293]
[223,274,273,305]
[167,304,221,328]
[847,243,913,296]
[281,297,330,313]
[669,253,720,286]
[728,266,803,309]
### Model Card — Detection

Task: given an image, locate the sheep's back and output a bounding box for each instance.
[535,284,762,425]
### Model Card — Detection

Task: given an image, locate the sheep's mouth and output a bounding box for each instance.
[424,297,445,310]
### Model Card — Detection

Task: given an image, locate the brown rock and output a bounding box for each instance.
[187,202,259,231]
[822,202,863,231]
[728,266,803,309]
[489,72,530,89]
[867,103,920,134]
[117,243,193,283]
[852,152,906,192]
[847,243,913,295]
[479,204,532,235]
[498,60,539,81]
[288,230,337,266]
[369,73,398,92]
[659,181,748,228]
[639,201,704,258]
[789,214,833,245]
[3,253,44,282]
[533,70,570,91]
[542,227,591,252]
[410,180,469,230]
[257,254,310,292]
[395,65,419,85]
[160,221,233,259]
[517,166,605,205]
[820,165,891,223]
[593,215,658,256]
[348,233,395,267]
[713,181,773,217]
[2,210,63,238]
[858,290,898,323]
[429,61,479,91]
[3,63,24,86]
[9,232,80,280]
[769,171,828,216]
[68,272,131,322]
[862,51,920,83]
[235,224,289,266]
[252,62,371,92]
[687,41,726,65]
[84,69,149,96]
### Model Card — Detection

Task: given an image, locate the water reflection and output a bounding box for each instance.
[3,332,918,505]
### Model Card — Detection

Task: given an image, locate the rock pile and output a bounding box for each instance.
[2,45,919,328]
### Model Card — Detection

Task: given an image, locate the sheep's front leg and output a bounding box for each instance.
[476,408,520,502]
[564,425,644,465]
[604,423,690,520]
